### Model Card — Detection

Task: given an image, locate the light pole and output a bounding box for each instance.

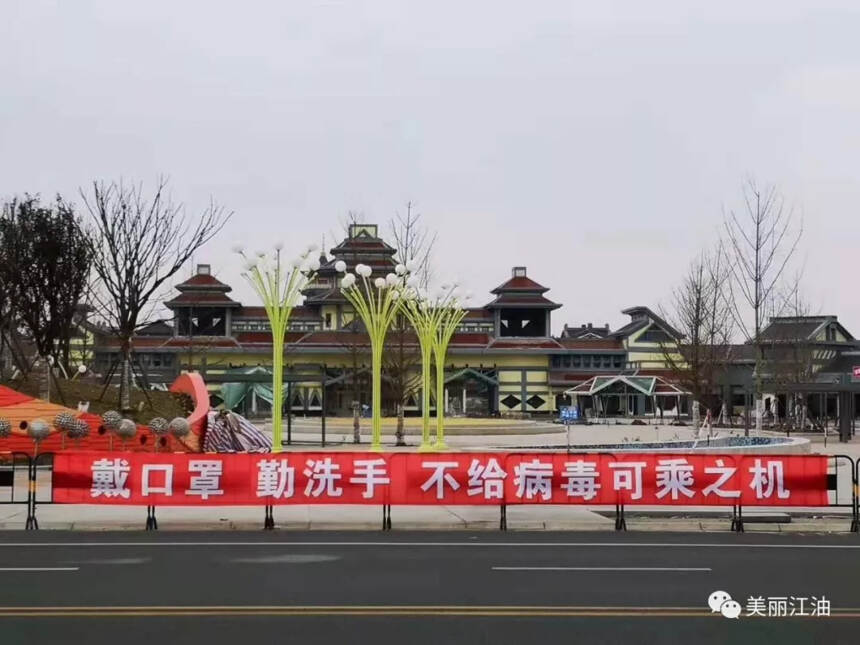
[336,261,405,450]
[235,243,318,452]
[400,271,442,451]
[429,283,470,449]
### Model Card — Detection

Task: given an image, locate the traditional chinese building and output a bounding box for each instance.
[89,223,860,423]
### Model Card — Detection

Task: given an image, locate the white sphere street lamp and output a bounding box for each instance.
[235,244,317,451]
[336,260,405,450]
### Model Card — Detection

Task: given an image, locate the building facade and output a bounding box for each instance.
[89,224,860,421]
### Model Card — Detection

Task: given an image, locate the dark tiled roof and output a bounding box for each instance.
[760,318,826,342]
[137,321,174,336]
[165,292,240,308]
[236,331,307,344]
[230,330,492,350]
[557,338,624,350]
[175,273,232,291]
[319,258,396,274]
[463,308,493,320]
[331,237,396,256]
[235,306,267,318]
[286,330,373,347]
[304,290,349,304]
[485,294,560,309]
[613,307,681,340]
[449,333,490,346]
[488,338,562,350]
[491,275,549,294]
[561,324,611,339]
[678,344,757,362]
[611,318,649,338]
[163,337,241,348]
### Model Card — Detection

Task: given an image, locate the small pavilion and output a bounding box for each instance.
[564,375,690,420]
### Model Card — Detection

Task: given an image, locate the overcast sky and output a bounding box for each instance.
[3,1,860,335]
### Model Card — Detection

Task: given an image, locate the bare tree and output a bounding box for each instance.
[0,195,92,399]
[762,274,818,431]
[389,201,436,288]
[387,202,436,444]
[661,247,734,424]
[723,179,802,433]
[335,209,368,442]
[81,178,230,410]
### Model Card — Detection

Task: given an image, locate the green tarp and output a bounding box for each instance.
[219,367,288,411]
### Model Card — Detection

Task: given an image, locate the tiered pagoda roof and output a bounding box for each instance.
[485,266,560,310]
[166,264,240,309]
[305,224,397,305]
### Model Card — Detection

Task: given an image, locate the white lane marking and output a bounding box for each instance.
[492,566,711,572]
[0,567,79,572]
[71,558,150,565]
[0,541,858,549]
[229,554,340,564]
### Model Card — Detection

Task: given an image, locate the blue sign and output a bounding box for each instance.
[559,406,579,422]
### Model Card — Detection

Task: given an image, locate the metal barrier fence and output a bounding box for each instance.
[0,451,42,529]
[8,452,860,533]
[730,454,857,533]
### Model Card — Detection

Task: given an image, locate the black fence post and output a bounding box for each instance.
[380,504,391,531]
[614,503,627,531]
[263,504,274,530]
[145,505,158,530]
[499,504,507,531]
[731,505,744,533]
[853,458,859,533]
[25,456,38,530]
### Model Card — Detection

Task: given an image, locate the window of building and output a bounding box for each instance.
[176,307,227,336]
[582,355,591,368]
[562,355,572,368]
[640,329,673,343]
[325,313,332,329]
[551,356,561,368]
[602,355,612,368]
[613,355,622,369]
[499,308,547,337]
[572,355,581,368]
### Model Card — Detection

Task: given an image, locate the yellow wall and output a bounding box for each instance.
[497,367,553,414]
[187,344,558,414]
[625,326,677,370]
[814,325,849,343]
[68,328,95,369]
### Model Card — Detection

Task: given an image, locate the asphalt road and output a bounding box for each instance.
[0,530,859,644]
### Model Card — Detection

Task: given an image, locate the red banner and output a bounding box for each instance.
[51,452,829,507]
